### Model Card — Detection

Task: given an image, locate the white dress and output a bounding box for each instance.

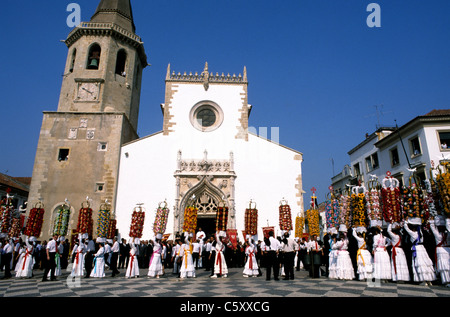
[179,239,195,278]
[71,243,85,277]
[327,240,338,279]
[352,229,373,280]
[213,234,228,277]
[148,242,164,277]
[243,242,259,276]
[334,239,355,280]
[430,223,450,284]
[373,233,392,280]
[403,223,436,282]
[15,240,34,278]
[387,224,410,282]
[126,242,140,278]
[90,246,105,278]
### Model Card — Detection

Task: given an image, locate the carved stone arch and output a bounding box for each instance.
[177,176,229,233]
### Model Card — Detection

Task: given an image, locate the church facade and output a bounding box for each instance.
[27,0,304,242]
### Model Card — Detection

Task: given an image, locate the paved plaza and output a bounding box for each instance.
[1,266,449,298]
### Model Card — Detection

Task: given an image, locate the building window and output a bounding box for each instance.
[190,101,224,132]
[69,49,77,73]
[365,153,379,172]
[438,131,450,150]
[197,108,216,127]
[390,147,400,167]
[87,43,101,70]
[115,49,127,77]
[96,183,105,192]
[58,149,70,162]
[97,142,108,151]
[409,136,422,157]
[353,163,361,177]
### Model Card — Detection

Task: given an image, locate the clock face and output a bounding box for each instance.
[77,82,99,101]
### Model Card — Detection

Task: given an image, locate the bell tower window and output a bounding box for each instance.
[87,44,101,70]
[115,49,127,77]
[69,49,77,73]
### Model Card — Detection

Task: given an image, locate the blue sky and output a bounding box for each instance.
[1,0,449,210]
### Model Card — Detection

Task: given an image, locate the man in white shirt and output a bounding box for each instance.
[308,234,323,278]
[204,238,212,271]
[172,239,182,275]
[265,231,281,281]
[281,232,298,280]
[1,239,13,279]
[42,234,59,281]
[84,236,96,278]
[192,239,201,269]
[110,237,120,277]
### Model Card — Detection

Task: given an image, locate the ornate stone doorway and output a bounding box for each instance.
[173,150,236,235]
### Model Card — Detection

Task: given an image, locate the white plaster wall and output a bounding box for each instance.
[114,82,303,242]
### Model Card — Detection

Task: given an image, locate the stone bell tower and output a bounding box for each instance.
[27,0,148,240]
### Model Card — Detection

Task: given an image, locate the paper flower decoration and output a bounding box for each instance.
[244,208,258,236]
[351,192,367,228]
[9,217,21,238]
[183,206,197,234]
[1,205,12,234]
[279,204,293,231]
[129,207,145,238]
[107,219,117,239]
[96,208,110,238]
[295,214,304,238]
[216,206,229,232]
[306,208,320,237]
[25,206,45,237]
[77,206,93,235]
[52,205,70,236]
[153,205,170,236]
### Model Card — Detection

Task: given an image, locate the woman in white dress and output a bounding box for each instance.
[148,236,164,278]
[71,236,85,278]
[15,237,35,278]
[403,219,436,285]
[352,228,373,281]
[430,217,450,287]
[387,223,410,282]
[333,232,355,280]
[327,234,338,279]
[372,227,392,282]
[211,231,228,278]
[90,243,105,278]
[179,234,195,278]
[243,236,259,277]
[126,238,140,278]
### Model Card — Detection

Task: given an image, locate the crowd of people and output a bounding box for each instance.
[0,219,448,288]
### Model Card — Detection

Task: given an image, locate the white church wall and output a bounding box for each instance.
[115,81,303,242]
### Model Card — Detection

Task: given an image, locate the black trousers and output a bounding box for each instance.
[43,252,56,280]
[84,252,94,277]
[2,253,12,278]
[283,252,295,279]
[110,252,119,275]
[265,251,279,280]
[192,252,199,268]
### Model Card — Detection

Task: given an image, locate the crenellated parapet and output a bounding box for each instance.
[166,62,247,90]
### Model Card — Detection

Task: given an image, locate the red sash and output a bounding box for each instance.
[248,251,254,269]
[216,247,224,275]
[22,248,33,270]
[392,239,400,275]
[129,253,135,274]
